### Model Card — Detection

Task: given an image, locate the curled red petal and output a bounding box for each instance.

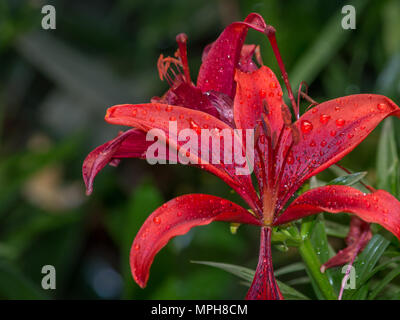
[246,227,283,300]
[274,185,400,240]
[237,44,260,73]
[153,82,220,119]
[82,129,150,195]
[131,194,261,288]
[105,103,261,214]
[321,217,372,272]
[197,13,267,98]
[276,94,400,209]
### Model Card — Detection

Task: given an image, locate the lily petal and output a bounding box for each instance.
[276,94,400,209]
[82,129,150,195]
[152,82,220,119]
[197,13,266,98]
[105,103,261,213]
[131,194,261,288]
[274,185,400,240]
[321,217,372,272]
[234,65,285,132]
[246,227,283,300]
[234,66,287,202]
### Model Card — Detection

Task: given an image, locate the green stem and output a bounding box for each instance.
[298,238,337,300]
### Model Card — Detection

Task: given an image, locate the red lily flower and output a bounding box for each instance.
[83,13,400,299]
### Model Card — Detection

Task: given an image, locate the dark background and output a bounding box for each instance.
[0,0,399,299]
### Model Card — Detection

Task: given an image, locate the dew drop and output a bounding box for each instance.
[320,140,327,147]
[269,82,277,89]
[165,105,173,112]
[132,109,137,117]
[153,216,161,224]
[189,120,201,134]
[134,244,140,251]
[330,130,337,137]
[301,120,313,133]
[319,114,330,124]
[377,103,386,111]
[335,118,345,127]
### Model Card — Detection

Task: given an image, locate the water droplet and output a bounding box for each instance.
[377,103,386,111]
[301,120,313,133]
[165,105,173,112]
[335,118,345,127]
[153,216,161,224]
[189,120,201,134]
[169,116,176,121]
[287,154,294,164]
[319,114,330,124]
[134,244,140,251]
[330,130,337,136]
[132,109,137,117]
[320,140,327,147]
[309,140,316,147]
[141,109,148,115]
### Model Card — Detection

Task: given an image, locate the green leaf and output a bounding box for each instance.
[191,260,309,300]
[274,262,305,277]
[354,235,391,284]
[343,235,390,299]
[310,219,342,294]
[191,261,254,283]
[326,172,368,187]
[368,267,400,300]
[328,165,369,193]
[324,220,349,238]
[377,118,399,196]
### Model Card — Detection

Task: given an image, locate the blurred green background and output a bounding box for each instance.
[0,0,400,299]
